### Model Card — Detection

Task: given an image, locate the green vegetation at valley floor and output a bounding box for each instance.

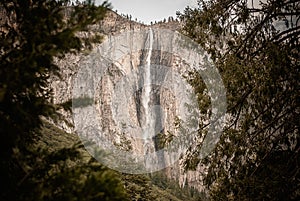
[27,120,205,201]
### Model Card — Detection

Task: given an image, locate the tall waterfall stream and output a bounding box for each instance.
[142,28,154,155]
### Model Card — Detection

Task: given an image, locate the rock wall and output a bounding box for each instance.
[52,10,206,192]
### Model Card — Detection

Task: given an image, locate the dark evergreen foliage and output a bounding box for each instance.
[179,0,300,200]
[0,1,132,200]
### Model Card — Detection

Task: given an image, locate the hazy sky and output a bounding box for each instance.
[99,0,198,24]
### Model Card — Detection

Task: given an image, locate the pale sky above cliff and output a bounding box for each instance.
[100,0,198,24]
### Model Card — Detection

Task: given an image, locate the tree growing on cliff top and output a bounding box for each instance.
[179,0,299,200]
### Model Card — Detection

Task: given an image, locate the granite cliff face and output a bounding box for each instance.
[52,10,205,191]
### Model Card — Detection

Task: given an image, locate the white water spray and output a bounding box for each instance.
[142,28,154,144]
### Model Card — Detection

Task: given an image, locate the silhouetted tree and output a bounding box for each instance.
[0,0,129,200]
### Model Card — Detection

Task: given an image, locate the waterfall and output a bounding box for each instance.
[142,28,154,146]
